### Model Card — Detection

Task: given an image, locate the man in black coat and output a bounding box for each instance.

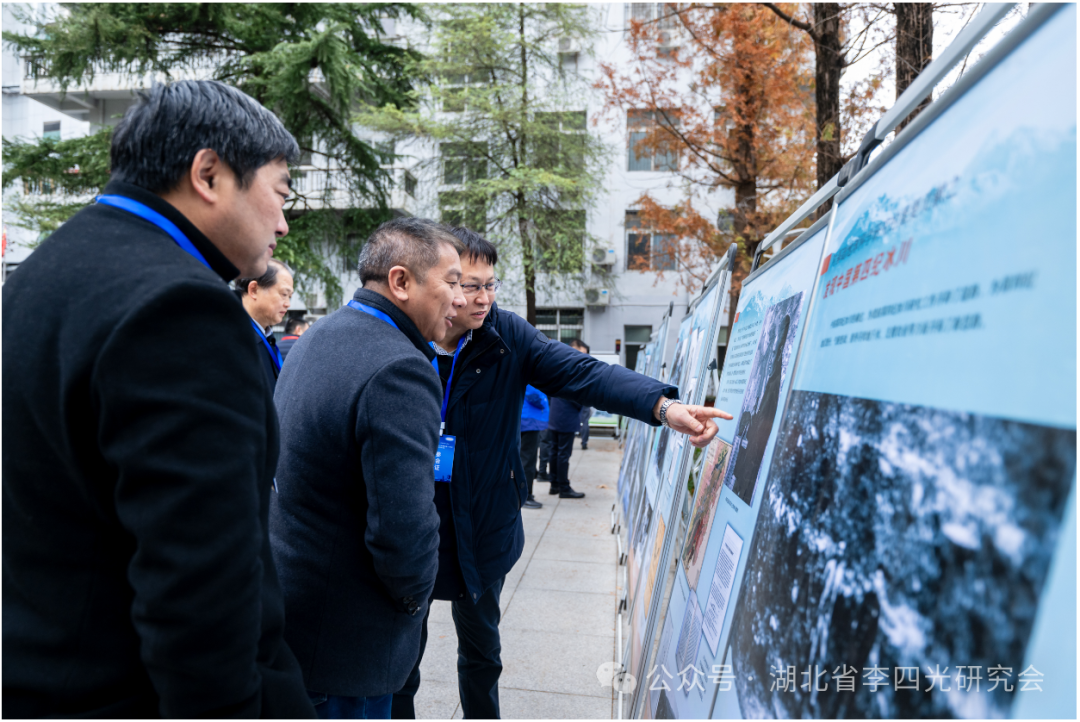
[547,339,590,498]
[269,218,466,719]
[392,228,732,719]
[236,258,294,389]
[2,81,315,717]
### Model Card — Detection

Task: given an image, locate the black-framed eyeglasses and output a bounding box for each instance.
[461,279,502,296]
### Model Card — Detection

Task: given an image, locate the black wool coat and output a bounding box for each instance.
[432,305,677,603]
[269,288,442,698]
[1,181,314,718]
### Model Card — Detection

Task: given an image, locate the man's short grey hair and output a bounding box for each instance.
[358,217,465,286]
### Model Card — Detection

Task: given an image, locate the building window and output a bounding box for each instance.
[625,211,676,271]
[625,3,682,51]
[624,324,652,371]
[716,208,734,233]
[442,142,487,185]
[535,111,587,172]
[439,191,486,230]
[403,170,418,198]
[535,308,584,344]
[43,121,60,140]
[535,208,586,272]
[375,140,396,167]
[441,59,476,112]
[627,110,678,172]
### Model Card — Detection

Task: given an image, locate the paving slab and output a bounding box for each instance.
[531,533,617,566]
[416,436,623,718]
[414,679,460,720]
[499,627,615,698]
[501,587,616,638]
[517,558,616,596]
[498,687,613,719]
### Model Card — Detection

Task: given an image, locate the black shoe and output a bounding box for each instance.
[523,497,543,509]
[549,486,561,495]
[537,472,551,481]
[581,443,588,450]
[559,487,586,499]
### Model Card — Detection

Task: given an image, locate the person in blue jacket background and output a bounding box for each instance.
[519,385,548,509]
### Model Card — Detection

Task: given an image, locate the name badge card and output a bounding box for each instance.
[435,434,456,482]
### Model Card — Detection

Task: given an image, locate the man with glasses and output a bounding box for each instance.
[392,226,732,720]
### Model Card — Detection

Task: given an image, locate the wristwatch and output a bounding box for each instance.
[659,399,682,428]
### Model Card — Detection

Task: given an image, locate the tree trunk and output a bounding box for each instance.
[517,5,537,327]
[813,3,843,212]
[895,3,933,133]
[520,203,537,326]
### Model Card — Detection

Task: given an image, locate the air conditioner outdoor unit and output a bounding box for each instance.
[585,287,611,306]
[558,37,582,54]
[592,247,617,266]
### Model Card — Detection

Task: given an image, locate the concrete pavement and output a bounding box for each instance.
[413,436,624,719]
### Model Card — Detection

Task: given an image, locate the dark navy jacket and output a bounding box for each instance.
[548,397,584,433]
[434,305,676,602]
[270,289,441,697]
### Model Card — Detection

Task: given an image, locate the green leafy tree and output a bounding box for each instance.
[359,3,609,325]
[2,2,424,302]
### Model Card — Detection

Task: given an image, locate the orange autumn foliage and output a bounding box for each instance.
[596,3,817,302]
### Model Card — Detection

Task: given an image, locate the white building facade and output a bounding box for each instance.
[2,3,732,370]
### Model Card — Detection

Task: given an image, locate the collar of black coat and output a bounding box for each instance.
[352,287,438,362]
[100,180,240,283]
[455,300,511,363]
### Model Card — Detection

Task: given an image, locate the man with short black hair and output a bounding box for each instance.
[279,317,310,359]
[270,217,466,719]
[3,80,314,717]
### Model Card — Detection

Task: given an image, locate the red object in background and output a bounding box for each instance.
[615,339,621,353]
[2,226,7,257]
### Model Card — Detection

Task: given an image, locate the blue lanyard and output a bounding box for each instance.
[347,299,399,330]
[431,335,467,426]
[97,194,282,372]
[251,318,283,371]
[349,300,462,427]
[96,195,213,271]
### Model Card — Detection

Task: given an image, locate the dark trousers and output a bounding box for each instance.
[392,577,505,720]
[538,429,552,475]
[309,691,392,719]
[551,430,576,493]
[519,430,539,498]
[578,407,592,444]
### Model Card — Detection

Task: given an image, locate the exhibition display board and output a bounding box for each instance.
[614,5,1076,718]
[624,270,732,695]
[646,220,829,719]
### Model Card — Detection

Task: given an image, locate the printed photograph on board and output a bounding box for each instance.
[723,292,803,506]
[681,437,733,591]
[727,391,1076,718]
